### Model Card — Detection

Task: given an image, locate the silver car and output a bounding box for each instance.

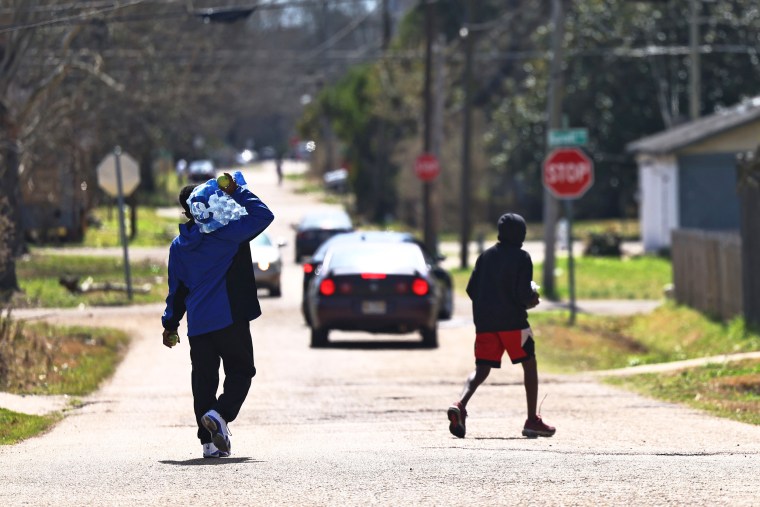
[250,232,286,297]
[187,159,216,183]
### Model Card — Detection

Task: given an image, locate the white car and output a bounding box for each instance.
[250,232,286,297]
[187,159,216,183]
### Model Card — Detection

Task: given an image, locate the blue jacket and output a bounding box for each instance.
[161,186,274,337]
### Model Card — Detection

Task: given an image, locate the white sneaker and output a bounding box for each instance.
[202,442,230,458]
[201,409,232,454]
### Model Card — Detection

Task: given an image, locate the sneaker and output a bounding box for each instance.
[522,415,556,438]
[202,442,230,458]
[201,409,232,453]
[447,401,467,438]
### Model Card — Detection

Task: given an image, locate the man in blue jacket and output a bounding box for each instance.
[447,213,555,439]
[162,174,274,458]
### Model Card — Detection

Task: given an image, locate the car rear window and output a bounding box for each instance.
[312,231,413,261]
[325,243,426,273]
[189,160,213,173]
[300,211,352,230]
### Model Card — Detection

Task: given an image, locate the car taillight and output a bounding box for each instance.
[411,278,429,296]
[303,263,314,274]
[319,279,335,296]
[361,273,387,279]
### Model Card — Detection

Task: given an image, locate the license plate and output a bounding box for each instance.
[361,301,386,315]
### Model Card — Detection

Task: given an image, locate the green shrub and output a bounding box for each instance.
[584,231,622,257]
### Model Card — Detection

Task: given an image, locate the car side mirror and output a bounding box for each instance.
[436,253,446,262]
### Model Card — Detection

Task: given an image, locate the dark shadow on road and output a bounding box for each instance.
[470,437,525,441]
[159,457,263,466]
[320,341,433,350]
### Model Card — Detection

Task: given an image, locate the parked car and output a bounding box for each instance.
[323,168,348,193]
[187,159,216,183]
[250,232,286,297]
[260,146,277,160]
[305,242,440,348]
[293,209,353,262]
[301,231,453,324]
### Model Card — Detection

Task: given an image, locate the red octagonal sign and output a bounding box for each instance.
[414,153,440,182]
[542,147,594,199]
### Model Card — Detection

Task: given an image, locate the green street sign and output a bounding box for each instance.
[548,128,588,147]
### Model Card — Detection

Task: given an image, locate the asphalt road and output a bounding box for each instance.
[2,162,759,506]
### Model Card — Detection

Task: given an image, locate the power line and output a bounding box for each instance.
[0,0,156,34]
[0,0,380,33]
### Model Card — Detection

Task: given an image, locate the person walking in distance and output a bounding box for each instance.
[162,174,274,458]
[447,213,555,439]
[275,156,284,186]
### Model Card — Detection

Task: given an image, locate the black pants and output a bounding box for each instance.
[188,320,256,443]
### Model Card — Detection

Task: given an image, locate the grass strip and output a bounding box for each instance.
[1,321,130,396]
[531,303,760,373]
[15,254,167,308]
[0,408,61,445]
[605,359,760,426]
[451,254,672,301]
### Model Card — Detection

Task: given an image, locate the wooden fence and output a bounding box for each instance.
[671,229,743,321]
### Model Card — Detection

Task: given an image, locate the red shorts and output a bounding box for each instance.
[474,328,535,367]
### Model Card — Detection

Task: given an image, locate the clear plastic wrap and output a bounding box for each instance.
[187,171,249,233]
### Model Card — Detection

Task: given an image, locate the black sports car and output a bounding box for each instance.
[305,242,440,348]
[301,231,453,325]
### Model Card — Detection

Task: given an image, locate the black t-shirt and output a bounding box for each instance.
[466,242,535,332]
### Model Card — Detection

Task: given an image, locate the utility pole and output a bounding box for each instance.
[321,0,335,174]
[459,0,474,269]
[689,0,701,120]
[422,0,437,255]
[541,0,566,300]
[381,0,392,50]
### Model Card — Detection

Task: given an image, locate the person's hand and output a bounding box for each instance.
[527,291,540,309]
[217,172,238,195]
[162,328,180,348]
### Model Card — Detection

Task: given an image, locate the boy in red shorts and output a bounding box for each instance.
[447,213,555,439]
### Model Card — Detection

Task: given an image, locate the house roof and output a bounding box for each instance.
[626,96,760,155]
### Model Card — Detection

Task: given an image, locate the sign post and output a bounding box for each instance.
[548,128,588,148]
[415,153,440,258]
[542,147,594,324]
[97,147,140,300]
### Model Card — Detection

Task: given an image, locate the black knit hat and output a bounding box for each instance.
[179,184,198,220]
[497,213,526,246]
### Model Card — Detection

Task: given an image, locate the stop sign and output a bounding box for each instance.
[97,151,140,197]
[414,153,440,182]
[542,148,594,199]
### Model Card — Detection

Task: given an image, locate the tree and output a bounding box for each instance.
[0,2,98,299]
[0,0,386,303]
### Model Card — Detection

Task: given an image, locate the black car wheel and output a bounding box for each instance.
[310,327,329,348]
[421,326,438,348]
